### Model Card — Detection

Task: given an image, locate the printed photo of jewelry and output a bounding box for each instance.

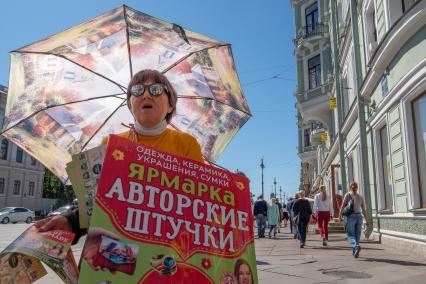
[149,254,177,276]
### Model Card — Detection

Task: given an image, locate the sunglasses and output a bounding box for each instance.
[130,83,169,97]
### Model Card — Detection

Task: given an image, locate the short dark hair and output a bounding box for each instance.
[127,69,177,123]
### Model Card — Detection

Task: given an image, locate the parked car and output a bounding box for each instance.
[47,205,75,217]
[0,207,35,224]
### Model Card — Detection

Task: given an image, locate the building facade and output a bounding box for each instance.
[293,0,426,253]
[0,85,45,211]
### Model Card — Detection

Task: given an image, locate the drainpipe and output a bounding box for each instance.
[330,164,340,218]
[350,0,373,238]
[330,0,347,195]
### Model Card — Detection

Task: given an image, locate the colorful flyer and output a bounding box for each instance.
[0,226,78,284]
[0,253,47,284]
[79,135,258,283]
[66,144,106,228]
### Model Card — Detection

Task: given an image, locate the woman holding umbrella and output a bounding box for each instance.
[35,69,204,260]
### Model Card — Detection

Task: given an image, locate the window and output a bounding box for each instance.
[402,0,417,13]
[363,0,378,59]
[15,208,28,212]
[30,157,37,166]
[0,178,4,195]
[28,181,35,197]
[379,125,393,210]
[13,180,21,196]
[304,128,311,147]
[412,95,426,208]
[305,2,319,33]
[308,55,321,89]
[16,148,23,163]
[372,11,377,42]
[0,139,8,160]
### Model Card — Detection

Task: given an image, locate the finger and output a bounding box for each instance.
[34,219,48,228]
[39,219,54,232]
[99,229,120,240]
[86,259,100,271]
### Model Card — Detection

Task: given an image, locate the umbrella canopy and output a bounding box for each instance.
[2,5,251,181]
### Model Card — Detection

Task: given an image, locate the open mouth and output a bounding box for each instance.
[142,104,153,109]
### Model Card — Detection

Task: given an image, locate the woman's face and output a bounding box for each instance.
[238,263,252,284]
[129,79,173,128]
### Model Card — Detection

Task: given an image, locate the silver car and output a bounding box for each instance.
[47,205,75,217]
[0,207,35,224]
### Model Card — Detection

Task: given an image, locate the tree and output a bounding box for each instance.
[43,169,75,207]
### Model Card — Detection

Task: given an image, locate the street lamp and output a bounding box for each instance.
[260,157,265,197]
[274,177,277,199]
[279,186,282,202]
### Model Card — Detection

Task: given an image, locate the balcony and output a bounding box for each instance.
[296,89,331,129]
[310,128,327,146]
[293,24,328,51]
[297,145,317,164]
[298,145,316,153]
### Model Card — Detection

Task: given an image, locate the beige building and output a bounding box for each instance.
[0,85,45,211]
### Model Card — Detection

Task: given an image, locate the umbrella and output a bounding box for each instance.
[1,5,251,182]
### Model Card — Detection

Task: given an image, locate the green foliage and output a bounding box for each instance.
[43,169,75,206]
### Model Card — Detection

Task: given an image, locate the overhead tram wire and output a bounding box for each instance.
[242,74,296,86]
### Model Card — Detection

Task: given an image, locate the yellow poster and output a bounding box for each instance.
[329,97,337,109]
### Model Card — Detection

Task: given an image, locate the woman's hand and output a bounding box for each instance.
[34,215,72,232]
[82,227,119,272]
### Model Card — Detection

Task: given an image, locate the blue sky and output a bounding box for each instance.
[0,0,299,200]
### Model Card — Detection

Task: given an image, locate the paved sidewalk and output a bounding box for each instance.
[255,226,426,284]
[10,223,421,283]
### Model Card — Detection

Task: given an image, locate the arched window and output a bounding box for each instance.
[0,139,8,160]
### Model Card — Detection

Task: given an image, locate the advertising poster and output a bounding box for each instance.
[0,253,46,284]
[0,226,78,284]
[66,145,106,228]
[79,135,257,283]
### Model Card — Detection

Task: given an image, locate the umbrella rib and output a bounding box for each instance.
[176,96,252,116]
[81,99,128,151]
[11,51,128,92]
[0,93,126,136]
[123,5,134,80]
[161,43,230,74]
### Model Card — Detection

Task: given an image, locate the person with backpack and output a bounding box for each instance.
[339,181,369,258]
[253,195,268,238]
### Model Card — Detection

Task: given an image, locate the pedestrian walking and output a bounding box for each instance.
[314,185,332,246]
[282,203,289,227]
[276,199,283,233]
[292,190,312,248]
[267,198,280,239]
[287,193,300,238]
[339,181,369,258]
[253,195,268,238]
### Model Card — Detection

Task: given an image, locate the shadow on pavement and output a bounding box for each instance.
[307,246,384,251]
[359,257,426,267]
[256,260,271,265]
